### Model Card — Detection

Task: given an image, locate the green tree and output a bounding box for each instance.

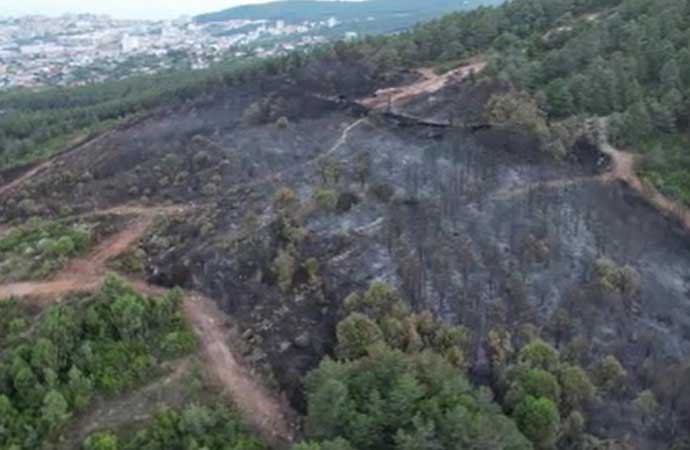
[336,313,384,360]
[513,396,560,448]
[660,59,680,91]
[518,339,559,372]
[41,390,71,433]
[595,355,627,397]
[559,365,595,412]
[31,338,59,373]
[544,79,574,117]
[394,417,440,450]
[633,389,659,425]
[110,293,147,340]
[83,432,119,450]
[486,90,549,139]
[68,366,94,411]
[0,395,17,437]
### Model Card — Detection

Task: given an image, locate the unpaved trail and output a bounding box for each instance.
[488,120,690,235]
[358,61,486,112]
[0,214,158,302]
[183,295,299,449]
[58,357,194,450]
[318,117,367,160]
[0,204,300,449]
[125,278,300,449]
[0,128,118,198]
[597,120,690,233]
[491,175,601,202]
[226,117,368,193]
[0,160,53,197]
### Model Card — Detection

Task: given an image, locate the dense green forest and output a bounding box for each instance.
[0,276,195,449]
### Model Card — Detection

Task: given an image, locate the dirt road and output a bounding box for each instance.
[357,61,487,112]
[490,120,690,235]
[183,296,298,448]
[597,120,690,233]
[0,160,53,197]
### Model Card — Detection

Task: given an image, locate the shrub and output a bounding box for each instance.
[274,187,298,211]
[303,258,320,285]
[593,257,640,296]
[276,116,289,129]
[312,188,338,211]
[273,249,296,292]
[83,432,118,450]
[193,150,211,169]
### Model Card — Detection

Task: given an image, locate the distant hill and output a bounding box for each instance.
[196,0,502,34]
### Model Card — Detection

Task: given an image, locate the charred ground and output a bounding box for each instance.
[1,55,690,449]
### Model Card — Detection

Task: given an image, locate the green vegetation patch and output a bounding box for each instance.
[0,217,92,282]
[294,282,530,450]
[0,276,195,450]
[0,298,34,349]
[636,133,690,205]
[82,403,266,450]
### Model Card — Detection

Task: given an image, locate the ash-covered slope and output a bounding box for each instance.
[1,57,689,448]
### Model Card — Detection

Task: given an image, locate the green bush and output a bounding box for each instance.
[312,188,338,211]
[83,432,118,450]
[273,249,296,292]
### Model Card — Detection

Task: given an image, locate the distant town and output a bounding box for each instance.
[0,14,356,89]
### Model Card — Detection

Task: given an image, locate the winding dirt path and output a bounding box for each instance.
[596,120,690,233]
[0,205,299,448]
[488,120,690,236]
[129,280,300,449]
[0,160,53,197]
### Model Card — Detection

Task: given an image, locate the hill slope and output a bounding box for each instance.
[196,0,502,33]
[2,0,690,449]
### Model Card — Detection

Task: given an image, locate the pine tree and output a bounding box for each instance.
[678,47,690,86]
[660,59,681,91]
[545,79,575,117]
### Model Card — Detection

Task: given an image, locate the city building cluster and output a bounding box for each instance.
[0,14,352,89]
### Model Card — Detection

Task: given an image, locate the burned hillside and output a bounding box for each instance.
[1,55,690,449]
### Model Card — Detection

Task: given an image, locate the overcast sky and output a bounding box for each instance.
[3,0,278,20]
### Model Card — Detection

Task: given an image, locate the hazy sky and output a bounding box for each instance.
[3,0,278,20]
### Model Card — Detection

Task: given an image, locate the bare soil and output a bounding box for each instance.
[357,61,487,112]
